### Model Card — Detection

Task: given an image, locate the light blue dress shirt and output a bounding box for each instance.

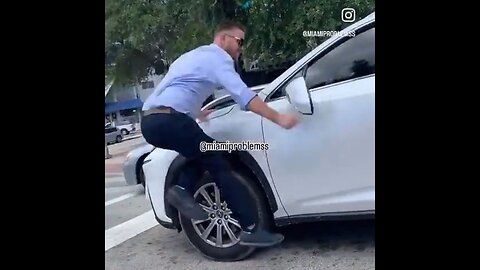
[142,43,257,119]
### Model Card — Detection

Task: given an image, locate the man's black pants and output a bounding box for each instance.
[141,111,256,229]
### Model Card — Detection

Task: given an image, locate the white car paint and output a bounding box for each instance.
[143,12,375,226]
[263,76,375,216]
[198,104,289,219]
[143,149,180,223]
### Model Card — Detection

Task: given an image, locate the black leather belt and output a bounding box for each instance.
[144,106,177,116]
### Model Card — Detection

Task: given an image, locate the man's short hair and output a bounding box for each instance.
[215,20,246,35]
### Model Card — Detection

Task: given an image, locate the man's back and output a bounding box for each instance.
[143,44,235,119]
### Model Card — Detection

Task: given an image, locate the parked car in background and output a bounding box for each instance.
[105,122,136,135]
[123,139,155,187]
[105,127,123,144]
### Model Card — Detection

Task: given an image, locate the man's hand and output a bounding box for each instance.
[248,96,300,129]
[197,109,216,122]
[275,113,299,129]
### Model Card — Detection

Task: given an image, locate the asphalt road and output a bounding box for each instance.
[105,175,375,270]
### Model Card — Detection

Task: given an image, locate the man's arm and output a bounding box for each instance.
[212,56,298,129]
[246,96,280,124]
[247,96,298,129]
[211,56,257,111]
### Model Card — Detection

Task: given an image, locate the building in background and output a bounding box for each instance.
[105,74,164,126]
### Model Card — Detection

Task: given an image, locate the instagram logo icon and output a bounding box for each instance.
[341,8,356,22]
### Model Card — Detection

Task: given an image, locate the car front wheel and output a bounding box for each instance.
[178,169,271,261]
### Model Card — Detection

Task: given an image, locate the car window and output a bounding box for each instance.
[269,25,375,101]
[204,86,266,111]
[105,127,116,134]
[210,100,236,110]
[305,27,375,90]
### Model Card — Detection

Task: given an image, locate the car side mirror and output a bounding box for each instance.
[285,76,313,115]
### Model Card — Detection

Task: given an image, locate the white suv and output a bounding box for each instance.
[143,12,375,261]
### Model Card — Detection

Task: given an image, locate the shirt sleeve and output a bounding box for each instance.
[211,55,257,111]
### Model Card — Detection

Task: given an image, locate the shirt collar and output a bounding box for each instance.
[210,43,234,61]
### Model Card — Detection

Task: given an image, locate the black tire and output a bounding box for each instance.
[139,168,145,188]
[136,155,149,188]
[179,168,271,262]
[116,135,122,143]
[121,129,129,135]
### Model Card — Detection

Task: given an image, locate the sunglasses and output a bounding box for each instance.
[224,33,244,47]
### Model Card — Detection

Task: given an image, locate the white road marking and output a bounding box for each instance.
[105,176,126,183]
[105,191,141,207]
[105,210,158,251]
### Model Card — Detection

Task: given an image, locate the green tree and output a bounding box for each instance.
[105,0,375,85]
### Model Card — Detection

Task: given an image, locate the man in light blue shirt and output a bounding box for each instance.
[142,42,257,120]
[141,21,298,251]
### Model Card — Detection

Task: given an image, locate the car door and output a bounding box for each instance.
[262,25,375,216]
[105,127,116,143]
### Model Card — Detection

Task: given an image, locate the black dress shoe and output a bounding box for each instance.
[166,185,208,220]
[239,229,285,247]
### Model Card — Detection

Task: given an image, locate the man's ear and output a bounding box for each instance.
[214,33,223,46]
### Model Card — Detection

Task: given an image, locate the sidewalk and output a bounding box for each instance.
[107,133,143,157]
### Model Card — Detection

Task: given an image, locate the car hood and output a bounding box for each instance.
[129,142,155,156]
